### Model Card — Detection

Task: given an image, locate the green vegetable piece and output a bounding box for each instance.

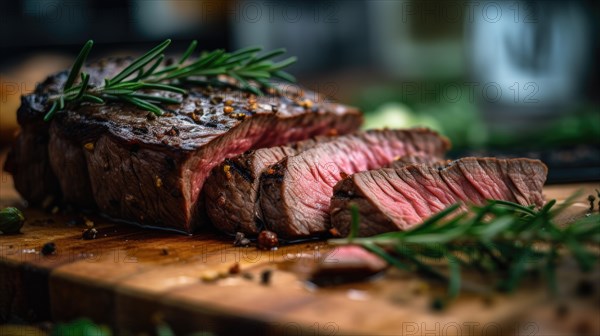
[0,207,25,234]
[51,318,112,336]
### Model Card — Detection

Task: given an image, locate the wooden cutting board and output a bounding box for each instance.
[1,160,599,335]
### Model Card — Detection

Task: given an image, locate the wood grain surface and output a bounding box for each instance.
[1,154,599,335]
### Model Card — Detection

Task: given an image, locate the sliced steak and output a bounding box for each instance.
[258,128,450,239]
[4,58,363,233]
[204,136,334,236]
[4,122,62,206]
[387,153,446,169]
[330,157,548,237]
[4,59,126,206]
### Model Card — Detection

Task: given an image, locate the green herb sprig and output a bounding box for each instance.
[44,39,297,121]
[330,198,600,301]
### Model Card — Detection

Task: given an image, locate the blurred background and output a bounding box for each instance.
[1,0,599,182]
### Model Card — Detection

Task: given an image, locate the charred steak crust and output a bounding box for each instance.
[258,128,451,239]
[330,157,548,237]
[4,57,363,233]
[4,58,146,206]
[204,136,334,236]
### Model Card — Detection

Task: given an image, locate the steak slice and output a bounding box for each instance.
[330,157,548,237]
[4,58,363,233]
[258,128,450,239]
[204,136,334,236]
[387,153,446,169]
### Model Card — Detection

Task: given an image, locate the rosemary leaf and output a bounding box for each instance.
[229,45,262,58]
[270,57,298,71]
[362,242,408,271]
[476,216,514,241]
[139,54,165,80]
[130,94,181,105]
[565,238,595,272]
[110,39,172,84]
[488,199,537,217]
[138,83,186,94]
[178,40,198,65]
[236,70,271,79]
[74,73,90,100]
[272,71,296,83]
[501,248,533,292]
[250,48,287,64]
[64,40,94,90]
[447,254,461,299]
[120,96,163,116]
[102,89,136,95]
[81,94,104,104]
[43,101,59,121]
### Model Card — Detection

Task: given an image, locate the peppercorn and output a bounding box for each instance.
[328,227,341,238]
[223,165,232,180]
[84,143,94,151]
[229,262,241,274]
[210,96,223,104]
[233,232,251,247]
[231,113,247,120]
[260,269,273,285]
[0,207,25,234]
[41,242,56,256]
[82,227,98,240]
[587,195,596,212]
[187,112,201,122]
[430,297,446,311]
[164,126,179,136]
[300,99,313,109]
[257,230,278,250]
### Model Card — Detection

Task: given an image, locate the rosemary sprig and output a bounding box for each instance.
[330,198,600,301]
[44,40,297,121]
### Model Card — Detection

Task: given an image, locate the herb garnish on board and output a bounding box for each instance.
[330,196,600,301]
[44,39,297,121]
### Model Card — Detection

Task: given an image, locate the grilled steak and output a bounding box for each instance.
[330,157,548,237]
[387,153,446,169]
[4,58,363,233]
[204,136,334,236]
[258,128,450,239]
